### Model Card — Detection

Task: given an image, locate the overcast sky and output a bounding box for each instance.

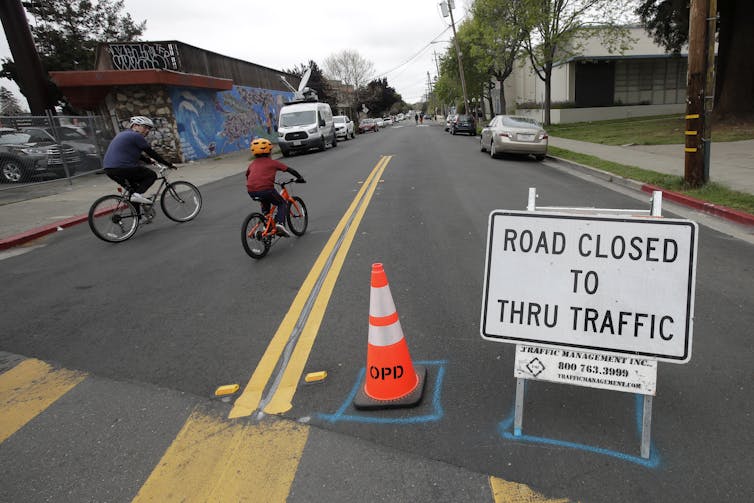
[1,0,469,111]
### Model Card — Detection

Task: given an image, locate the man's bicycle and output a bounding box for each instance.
[242,178,308,259]
[88,164,202,243]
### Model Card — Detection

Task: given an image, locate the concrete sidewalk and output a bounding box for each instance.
[0,149,250,247]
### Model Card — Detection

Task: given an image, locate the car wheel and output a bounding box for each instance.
[281,148,291,157]
[480,137,486,152]
[535,154,545,161]
[1,159,28,183]
[490,141,498,159]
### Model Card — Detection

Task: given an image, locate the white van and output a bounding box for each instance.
[277,101,337,157]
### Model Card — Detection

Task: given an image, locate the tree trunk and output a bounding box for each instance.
[713,0,754,120]
[544,67,552,126]
[498,78,507,115]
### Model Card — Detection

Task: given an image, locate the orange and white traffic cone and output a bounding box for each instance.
[353,263,426,410]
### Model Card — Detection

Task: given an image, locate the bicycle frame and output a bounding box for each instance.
[251,180,303,239]
[117,164,171,201]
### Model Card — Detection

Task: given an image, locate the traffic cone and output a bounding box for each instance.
[353,263,426,410]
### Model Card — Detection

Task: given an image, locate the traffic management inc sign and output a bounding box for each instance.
[481,211,698,363]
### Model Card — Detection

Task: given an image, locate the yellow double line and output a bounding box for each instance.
[229,155,392,418]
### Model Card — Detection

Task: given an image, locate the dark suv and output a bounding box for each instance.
[450,114,476,136]
[0,128,81,183]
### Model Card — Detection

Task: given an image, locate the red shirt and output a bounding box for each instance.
[245,156,289,192]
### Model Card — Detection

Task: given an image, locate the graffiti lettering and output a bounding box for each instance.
[109,43,181,71]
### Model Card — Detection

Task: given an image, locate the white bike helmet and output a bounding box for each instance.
[128,116,154,128]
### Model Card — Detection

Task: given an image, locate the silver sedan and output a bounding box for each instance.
[480,115,548,160]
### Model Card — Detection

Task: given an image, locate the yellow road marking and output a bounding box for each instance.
[489,476,571,502]
[134,408,308,502]
[229,156,391,419]
[264,156,390,414]
[0,358,86,443]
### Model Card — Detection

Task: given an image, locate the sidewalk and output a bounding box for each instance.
[548,136,754,226]
[0,149,249,248]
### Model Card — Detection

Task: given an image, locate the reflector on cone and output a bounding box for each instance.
[353,263,426,410]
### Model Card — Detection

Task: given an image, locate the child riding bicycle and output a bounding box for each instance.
[245,138,305,238]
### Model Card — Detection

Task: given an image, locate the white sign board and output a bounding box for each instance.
[481,211,698,363]
[514,344,657,395]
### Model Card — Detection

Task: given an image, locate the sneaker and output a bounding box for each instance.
[130,193,152,204]
[140,205,156,224]
[275,223,290,237]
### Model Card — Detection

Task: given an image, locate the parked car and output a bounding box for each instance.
[449,114,476,135]
[22,126,106,171]
[333,115,355,140]
[375,118,385,128]
[0,128,81,183]
[382,117,393,126]
[445,114,456,132]
[357,118,379,134]
[480,115,548,160]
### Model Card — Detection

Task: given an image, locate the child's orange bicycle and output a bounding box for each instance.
[242,178,308,259]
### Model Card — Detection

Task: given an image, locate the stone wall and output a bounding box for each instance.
[107,85,183,163]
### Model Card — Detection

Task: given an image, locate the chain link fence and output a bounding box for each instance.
[0,112,114,190]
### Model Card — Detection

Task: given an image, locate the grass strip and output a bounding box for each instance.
[548,146,754,215]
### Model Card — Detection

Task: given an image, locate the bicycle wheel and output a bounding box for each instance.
[242,212,270,259]
[287,196,308,236]
[161,181,202,222]
[88,195,139,242]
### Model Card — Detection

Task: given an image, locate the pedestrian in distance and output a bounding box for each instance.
[102,116,177,208]
[245,138,305,238]
[414,113,419,124]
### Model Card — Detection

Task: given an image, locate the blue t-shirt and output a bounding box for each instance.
[103,130,149,169]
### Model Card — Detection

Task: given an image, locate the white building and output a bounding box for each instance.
[492,26,691,124]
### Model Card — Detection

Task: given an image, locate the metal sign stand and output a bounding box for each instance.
[513,187,663,459]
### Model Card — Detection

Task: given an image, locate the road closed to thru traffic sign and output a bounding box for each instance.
[481,211,698,363]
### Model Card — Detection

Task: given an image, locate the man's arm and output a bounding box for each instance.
[143,146,176,168]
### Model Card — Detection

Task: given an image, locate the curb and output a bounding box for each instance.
[641,183,754,226]
[548,155,754,227]
[0,214,89,251]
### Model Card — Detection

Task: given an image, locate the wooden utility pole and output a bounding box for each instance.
[702,0,718,183]
[684,0,710,188]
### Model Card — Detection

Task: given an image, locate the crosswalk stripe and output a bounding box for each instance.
[0,358,86,443]
[489,476,570,503]
[134,408,309,502]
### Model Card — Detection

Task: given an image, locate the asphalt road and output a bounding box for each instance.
[1,122,752,502]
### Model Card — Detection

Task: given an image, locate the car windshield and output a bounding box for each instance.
[362,119,374,124]
[502,116,541,128]
[334,117,346,123]
[280,110,316,127]
[0,132,31,145]
[56,128,88,140]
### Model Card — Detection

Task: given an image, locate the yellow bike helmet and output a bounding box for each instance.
[250,138,273,156]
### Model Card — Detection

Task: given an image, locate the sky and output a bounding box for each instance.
[1,0,469,111]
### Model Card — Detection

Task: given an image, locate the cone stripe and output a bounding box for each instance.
[368,320,404,346]
[369,285,396,317]
[369,312,399,327]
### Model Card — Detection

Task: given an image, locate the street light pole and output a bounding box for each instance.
[441,1,470,116]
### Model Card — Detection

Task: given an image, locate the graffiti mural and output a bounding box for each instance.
[169,85,293,161]
[109,43,181,71]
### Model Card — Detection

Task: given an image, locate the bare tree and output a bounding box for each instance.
[0,86,26,115]
[323,50,375,89]
[324,50,375,114]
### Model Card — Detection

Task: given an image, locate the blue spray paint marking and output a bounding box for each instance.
[316,360,446,424]
[498,391,661,468]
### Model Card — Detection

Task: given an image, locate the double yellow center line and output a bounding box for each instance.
[229,155,392,419]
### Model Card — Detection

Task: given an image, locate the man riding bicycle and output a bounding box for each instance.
[245,138,304,238]
[103,116,177,206]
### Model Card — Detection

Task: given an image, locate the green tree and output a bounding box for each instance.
[361,78,403,117]
[0,0,145,110]
[0,86,26,115]
[636,0,754,121]
[521,0,634,125]
[466,0,530,116]
[435,19,488,116]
